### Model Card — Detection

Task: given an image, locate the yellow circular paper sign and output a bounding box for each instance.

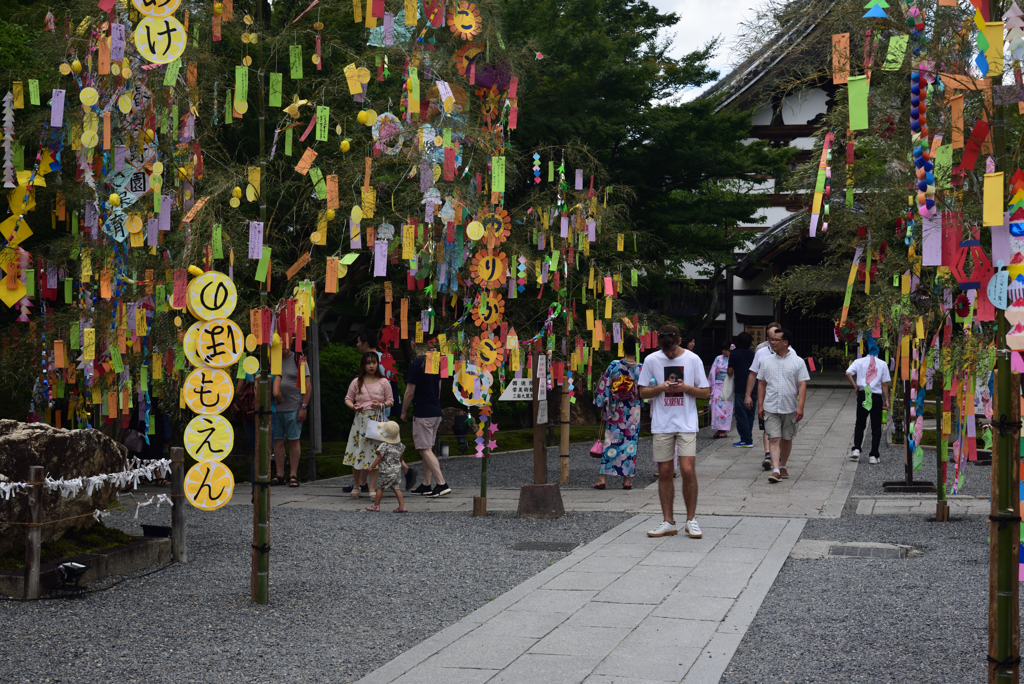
[126,215,144,234]
[79,87,99,106]
[188,271,237,320]
[134,16,187,65]
[184,461,234,511]
[132,0,182,19]
[81,131,99,149]
[117,93,133,113]
[466,221,484,241]
[245,334,257,352]
[183,367,234,415]
[183,322,207,367]
[243,355,260,374]
[197,318,244,368]
[474,335,504,371]
[184,414,234,462]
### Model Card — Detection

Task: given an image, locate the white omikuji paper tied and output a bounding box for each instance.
[921,213,942,266]
[50,89,65,127]
[249,221,264,258]
[374,240,388,276]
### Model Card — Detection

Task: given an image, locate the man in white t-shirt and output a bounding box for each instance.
[757,328,809,483]
[845,341,891,464]
[639,325,711,539]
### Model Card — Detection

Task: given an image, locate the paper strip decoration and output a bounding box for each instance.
[832,33,850,84]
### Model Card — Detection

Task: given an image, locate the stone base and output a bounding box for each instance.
[0,537,171,598]
[516,483,565,519]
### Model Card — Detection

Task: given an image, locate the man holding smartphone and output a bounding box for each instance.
[640,325,711,538]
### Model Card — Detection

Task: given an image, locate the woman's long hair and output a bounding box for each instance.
[356,352,384,395]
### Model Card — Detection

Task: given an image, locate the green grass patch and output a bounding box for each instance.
[0,522,134,572]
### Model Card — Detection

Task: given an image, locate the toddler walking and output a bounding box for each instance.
[366,421,408,513]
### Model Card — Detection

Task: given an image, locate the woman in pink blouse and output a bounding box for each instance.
[344,353,394,496]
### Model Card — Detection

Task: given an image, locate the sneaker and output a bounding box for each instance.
[850,448,861,460]
[342,484,354,493]
[411,483,432,495]
[732,441,747,448]
[360,483,370,493]
[780,467,789,479]
[405,466,417,491]
[762,455,773,471]
[647,520,678,537]
[868,456,879,464]
[768,470,781,483]
[684,518,702,538]
[427,483,452,498]
[739,442,754,448]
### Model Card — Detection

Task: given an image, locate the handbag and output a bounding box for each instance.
[364,401,387,443]
[721,374,735,402]
[590,440,604,458]
[123,429,146,453]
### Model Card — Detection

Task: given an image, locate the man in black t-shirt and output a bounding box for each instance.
[402,345,451,498]
[728,332,756,448]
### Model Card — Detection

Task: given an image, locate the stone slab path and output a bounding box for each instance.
[257,388,859,520]
[356,514,805,684]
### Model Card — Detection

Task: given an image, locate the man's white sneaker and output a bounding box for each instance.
[647,520,678,537]
[850,448,861,460]
[684,518,702,538]
[868,456,879,464]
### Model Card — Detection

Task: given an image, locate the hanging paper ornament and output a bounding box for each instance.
[862,0,889,19]
[447,2,483,40]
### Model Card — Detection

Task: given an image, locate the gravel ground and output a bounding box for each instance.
[385,426,716,491]
[847,420,991,500]
[721,422,1001,684]
[0,505,629,684]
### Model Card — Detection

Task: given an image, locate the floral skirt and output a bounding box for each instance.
[344,411,379,471]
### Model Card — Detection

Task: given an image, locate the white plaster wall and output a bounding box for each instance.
[732,295,776,335]
[781,88,829,125]
[752,105,773,126]
[746,206,793,228]
[789,136,816,150]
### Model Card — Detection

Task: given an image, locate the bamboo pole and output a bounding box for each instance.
[988,19,1019,675]
[251,0,270,606]
[170,447,186,562]
[559,382,570,485]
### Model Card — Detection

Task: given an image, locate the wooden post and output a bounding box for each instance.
[532,352,547,484]
[170,447,186,563]
[559,381,570,485]
[23,465,42,600]
[988,368,1020,684]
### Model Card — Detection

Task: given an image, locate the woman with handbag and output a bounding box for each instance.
[592,335,642,490]
[709,340,734,438]
[344,352,394,498]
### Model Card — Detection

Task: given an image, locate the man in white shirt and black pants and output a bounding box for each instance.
[844,341,890,464]
[756,328,809,484]
[640,325,711,539]
[745,322,782,470]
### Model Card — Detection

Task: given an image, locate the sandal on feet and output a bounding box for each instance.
[593,482,606,490]
[365,504,380,512]
[350,489,361,499]
[288,476,300,488]
[622,481,632,490]
[393,506,408,513]
[270,477,284,486]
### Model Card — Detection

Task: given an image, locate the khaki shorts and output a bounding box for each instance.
[652,432,697,461]
[764,412,798,440]
[413,416,443,450]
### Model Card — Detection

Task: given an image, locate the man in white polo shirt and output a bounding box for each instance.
[639,325,711,538]
[757,328,809,484]
[844,337,890,464]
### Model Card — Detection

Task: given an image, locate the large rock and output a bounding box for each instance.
[0,421,128,556]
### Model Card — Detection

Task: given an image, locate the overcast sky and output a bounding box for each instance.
[648,0,758,97]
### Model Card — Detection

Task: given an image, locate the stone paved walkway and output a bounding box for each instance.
[259,388,859,520]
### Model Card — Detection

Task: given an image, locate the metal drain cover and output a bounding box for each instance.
[829,545,906,559]
[512,541,579,552]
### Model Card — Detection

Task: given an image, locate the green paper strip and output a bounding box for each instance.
[26,269,33,296]
[309,167,327,199]
[255,246,272,282]
[882,35,908,71]
[65,278,72,303]
[269,72,283,107]
[155,285,166,311]
[236,361,246,379]
[225,89,233,124]
[341,253,359,265]
[285,127,293,156]
[847,75,869,131]
[548,160,554,182]
[290,45,303,80]
[28,79,39,106]
[109,345,124,373]
[70,323,80,349]
[212,224,223,259]
[235,65,248,103]
[934,145,952,189]
[163,58,181,87]
[491,156,505,192]
[140,366,148,392]
[71,210,78,235]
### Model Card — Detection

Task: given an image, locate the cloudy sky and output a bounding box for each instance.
[648,0,759,96]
